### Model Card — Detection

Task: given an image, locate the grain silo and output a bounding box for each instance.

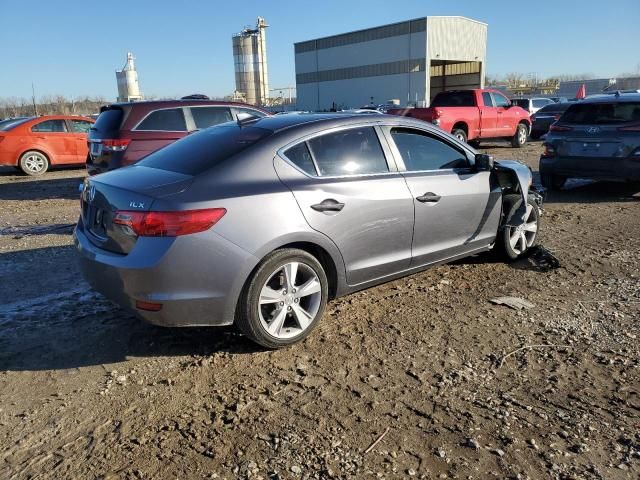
[232,17,269,106]
[116,52,143,102]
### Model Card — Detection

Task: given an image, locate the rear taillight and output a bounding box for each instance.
[618,123,640,132]
[549,124,572,132]
[554,114,562,121]
[113,208,226,237]
[102,139,131,152]
[542,144,556,157]
[431,108,442,126]
[135,300,163,312]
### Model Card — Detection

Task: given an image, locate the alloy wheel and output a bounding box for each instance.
[507,204,538,255]
[23,153,46,174]
[518,126,527,145]
[258,261,322,339]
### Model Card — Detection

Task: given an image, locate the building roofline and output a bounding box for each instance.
[293,16,487,46]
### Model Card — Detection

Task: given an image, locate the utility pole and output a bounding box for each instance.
[31,82,38,116]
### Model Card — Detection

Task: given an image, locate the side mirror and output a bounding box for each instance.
[475,153,494,171]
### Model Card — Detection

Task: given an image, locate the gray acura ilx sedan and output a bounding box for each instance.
[75,113,542,348]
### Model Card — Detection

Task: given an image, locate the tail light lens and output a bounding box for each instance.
[431,108,442,125]
[549,124,572,132]
[102,139,131,152]
[542,144,556,157]
[113,208,226,237]
[553,114,562,121]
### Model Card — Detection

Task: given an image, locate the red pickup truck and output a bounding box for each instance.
[387,89,531,148]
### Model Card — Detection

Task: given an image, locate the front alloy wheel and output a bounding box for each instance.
[237,249,328,348]
[500,194,540,260]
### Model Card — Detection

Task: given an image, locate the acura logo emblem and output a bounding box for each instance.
[587,127,600,134]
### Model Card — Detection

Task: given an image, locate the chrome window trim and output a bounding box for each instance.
[276,122,402,180]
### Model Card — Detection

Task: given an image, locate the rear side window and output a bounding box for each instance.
[307,127,388,176]
[94,108,124,133]
[136,108,187,131]
[391,128,469,171]
[284,142,316,175]
[31,120,68,132]
[481,92,493,107]
[191,107,233,129]
[431,91,475,107]
[561,102,640,124]
[137,125,272,175]
[69,120,93,133]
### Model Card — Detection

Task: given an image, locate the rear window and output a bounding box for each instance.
[532,99,552,108]
[430,91,475,107]
[537,103,571,114]
[0,117,32,131]
[94,108,124,133]
[511,99,529,109]
[136,108,187,131]
[561,102,640,124]
[137,125,272,175]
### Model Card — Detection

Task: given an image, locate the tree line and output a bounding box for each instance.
[0,95,108,119]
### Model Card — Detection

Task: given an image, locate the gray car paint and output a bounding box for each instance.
[76,114,534,328]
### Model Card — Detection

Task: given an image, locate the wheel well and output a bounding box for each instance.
[19,149,51,165]
[452,122,468,135]
[280,241,339,300]
[518,119,530,129]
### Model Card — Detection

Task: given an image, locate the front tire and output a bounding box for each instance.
[19,151,49,176]
[511,123,528,148]
[236,248,328,349]
[499,194,540,260]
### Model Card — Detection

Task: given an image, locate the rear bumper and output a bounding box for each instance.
[74,220,260,327]
[539,155,640,181]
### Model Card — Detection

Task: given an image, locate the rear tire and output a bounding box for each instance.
[452,128,467,143]
[236,248,328,349]
[499,194,540,260]
[540,173,566,191]
[19,151,49,176]
[511,123,528,148]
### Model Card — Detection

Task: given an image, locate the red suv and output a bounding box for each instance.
[86,98,269,175]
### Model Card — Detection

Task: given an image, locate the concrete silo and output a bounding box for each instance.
[116,52,143,102]
[232,17,269,106]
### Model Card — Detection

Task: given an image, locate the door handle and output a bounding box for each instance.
[416,192,441,203]
[311,199,345,212]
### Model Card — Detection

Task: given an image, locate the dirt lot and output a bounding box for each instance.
[1,141,639,480]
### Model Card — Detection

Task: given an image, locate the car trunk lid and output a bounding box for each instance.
[80,166,193,254]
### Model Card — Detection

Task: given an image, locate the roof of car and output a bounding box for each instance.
[108,99,268,111]
[580,93,640,104]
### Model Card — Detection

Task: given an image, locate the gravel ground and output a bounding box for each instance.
[0,141,639,480]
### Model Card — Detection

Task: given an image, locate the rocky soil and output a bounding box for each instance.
[0,141,638,479]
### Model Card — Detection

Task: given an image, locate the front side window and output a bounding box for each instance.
[191,107,233,129]
[307,127,388,176]
[31,120,68,133]
[391,128,469,171]
[136,108,187,131]
[69,120,92,133]
[492,93,511,108]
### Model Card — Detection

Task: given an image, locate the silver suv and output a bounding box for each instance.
[540,93,640,189]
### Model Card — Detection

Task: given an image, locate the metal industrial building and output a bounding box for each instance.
[232,17,270,106]
[294,16,487,111]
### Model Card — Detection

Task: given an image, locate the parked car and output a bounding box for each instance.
[0,115,94,175]
[387,89,531,147]
[86,99,270,175]
[511,97,555,115]
[76,113,543,348]
[530,102,572,139]
[540,92,640,189]
[549,97,568,103]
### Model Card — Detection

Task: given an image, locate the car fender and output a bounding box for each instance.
[494,160,534,226]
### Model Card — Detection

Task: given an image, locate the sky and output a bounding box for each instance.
[2,0,639,101]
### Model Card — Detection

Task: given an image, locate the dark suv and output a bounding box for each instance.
[540,93,640,189]
[87,99,269,175]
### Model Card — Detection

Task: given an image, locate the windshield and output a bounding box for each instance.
[561,102,640,124]
[0,117,32,131]
[430,91,475,107]
[137,124,273,175]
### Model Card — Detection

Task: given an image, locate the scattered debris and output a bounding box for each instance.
[489,296,535,310]
[364,427,391,454]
